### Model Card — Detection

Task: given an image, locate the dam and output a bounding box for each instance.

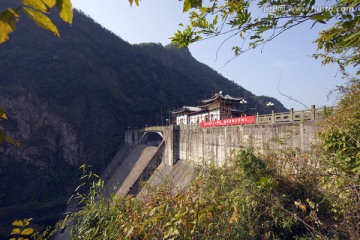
[103,114,322,197]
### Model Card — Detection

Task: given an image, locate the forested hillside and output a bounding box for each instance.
[0,3,286,235]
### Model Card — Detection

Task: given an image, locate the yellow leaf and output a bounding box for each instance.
[12,220,24,227]
[294,200,307,212]
[57,0,73,24]
[306,198,315,209]
[299,204,307,212]
[128,0,140,6]
[1,113,7,119]
[23,7,60,37]
[23,218,30,226]
[41,0,56,8]
[11,228,21,235]
[22,0,49,13]
[0,8,19,44]
[10,238,16,240]
[21,228,34,235]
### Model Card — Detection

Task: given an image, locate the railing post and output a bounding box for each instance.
[290,108,294,122]
[256,112,259,124]
[311,105,316,120]
[272,110,275,123]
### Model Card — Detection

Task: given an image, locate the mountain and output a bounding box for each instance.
[0,3,287,236]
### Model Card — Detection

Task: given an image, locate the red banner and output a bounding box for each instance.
[200,116,255,128]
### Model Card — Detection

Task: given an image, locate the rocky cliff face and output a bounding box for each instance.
[0,85,79,166]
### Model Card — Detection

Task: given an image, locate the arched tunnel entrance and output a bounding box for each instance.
[140,132,164,147]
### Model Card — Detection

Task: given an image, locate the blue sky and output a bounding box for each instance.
[71,0,346,110]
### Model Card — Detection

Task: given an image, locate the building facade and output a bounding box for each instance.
[171,91,247,125]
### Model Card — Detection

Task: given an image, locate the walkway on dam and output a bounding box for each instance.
[103,144,159,197]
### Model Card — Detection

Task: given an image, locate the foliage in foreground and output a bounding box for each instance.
[317,79,360,239]
[9,219,34,240]
[0,0,73,43]
[62,150,335,239]
[173,0,360,76]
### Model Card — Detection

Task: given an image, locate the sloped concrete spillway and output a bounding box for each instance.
[103,145,198,199]
[104,143,162,197]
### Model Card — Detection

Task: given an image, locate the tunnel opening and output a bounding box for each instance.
[141,132,164,147]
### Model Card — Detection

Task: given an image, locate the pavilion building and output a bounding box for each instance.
[171,91,247,125]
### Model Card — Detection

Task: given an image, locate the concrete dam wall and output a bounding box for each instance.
[102,121,320,192]
[178,121,319,166]
[107,121,320,195]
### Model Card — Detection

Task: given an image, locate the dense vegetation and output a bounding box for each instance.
[0,3,286,237]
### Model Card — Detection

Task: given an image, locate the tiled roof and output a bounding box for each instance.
[171,105,202,114]
[202,91,244,103]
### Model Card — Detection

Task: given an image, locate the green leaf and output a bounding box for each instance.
[22,0,49,13]
[23,7,60,37]
[183,0,202,12]
[213,14,218,25]
[21,228,34,235]
[56,0,73,24]
[0,8,19,44]
[311,14,326,21]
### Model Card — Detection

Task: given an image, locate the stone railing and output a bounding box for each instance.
[256,105,335,124]
[175,105,336,129]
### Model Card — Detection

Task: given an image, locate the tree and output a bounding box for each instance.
[172,0,360,75]
[317,79,360,238]
[0,0,73,43]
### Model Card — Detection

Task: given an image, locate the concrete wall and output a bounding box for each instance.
[125,128,141,144]
[128,140,166,195]
[178,121,319,166]
[163,125,179,166]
